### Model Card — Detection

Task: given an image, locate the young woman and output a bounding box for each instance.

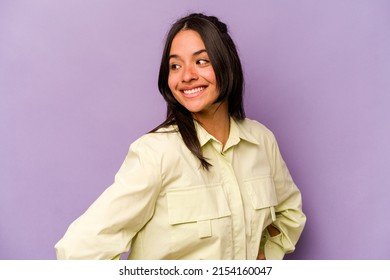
[55,13,306,260]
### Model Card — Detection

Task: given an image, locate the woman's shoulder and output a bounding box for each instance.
[238,117,277,141]
[129,125,181,152]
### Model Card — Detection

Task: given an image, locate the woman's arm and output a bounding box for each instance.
[55,138,162,259]
[258,134,306,260]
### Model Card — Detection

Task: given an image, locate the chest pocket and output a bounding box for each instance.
[167,184,231,238]
[245,176,278,221]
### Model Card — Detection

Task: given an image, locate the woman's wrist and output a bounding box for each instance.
[267,224,280,237]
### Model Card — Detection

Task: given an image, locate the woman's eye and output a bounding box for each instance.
[170,64,181,70]
[197,59,209,65]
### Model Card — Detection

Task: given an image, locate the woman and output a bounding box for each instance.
[55,13,306,260]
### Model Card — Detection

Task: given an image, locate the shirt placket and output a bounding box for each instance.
[212,141,247,259]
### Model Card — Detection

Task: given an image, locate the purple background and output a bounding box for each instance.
[1,0,389,260]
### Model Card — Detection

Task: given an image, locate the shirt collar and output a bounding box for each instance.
[194,120,216,147]
[195,117,260,148]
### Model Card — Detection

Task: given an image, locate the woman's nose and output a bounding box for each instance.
[182,65,198,82]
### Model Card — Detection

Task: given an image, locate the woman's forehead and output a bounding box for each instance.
[169,30,206,56]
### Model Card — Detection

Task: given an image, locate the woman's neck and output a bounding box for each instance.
[193,102,230,147]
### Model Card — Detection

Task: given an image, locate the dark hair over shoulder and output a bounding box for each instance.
[152,13,245,169]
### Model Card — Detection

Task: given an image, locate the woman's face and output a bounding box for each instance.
[168,30,220,116]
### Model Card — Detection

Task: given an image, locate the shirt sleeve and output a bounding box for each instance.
[54,138,162,259]
[261,134,307,260]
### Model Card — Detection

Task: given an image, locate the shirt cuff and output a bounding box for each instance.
[260,227,295,260]
[263,234,285,260]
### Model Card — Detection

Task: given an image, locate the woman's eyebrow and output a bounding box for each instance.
[168,54,180,60]
[193,49,207,56]
[169,49,207,60]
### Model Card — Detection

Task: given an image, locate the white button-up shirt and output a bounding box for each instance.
[55,118,306,259]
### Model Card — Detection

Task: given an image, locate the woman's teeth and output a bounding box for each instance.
[183,87,205,94]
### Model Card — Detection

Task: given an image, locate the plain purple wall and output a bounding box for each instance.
[1,0,389,260]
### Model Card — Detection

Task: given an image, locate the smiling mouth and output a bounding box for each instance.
[182,87,206,95]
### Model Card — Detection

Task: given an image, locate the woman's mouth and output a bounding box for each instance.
[182,86,206,96]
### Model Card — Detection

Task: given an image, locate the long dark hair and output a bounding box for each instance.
[152,13,245,169]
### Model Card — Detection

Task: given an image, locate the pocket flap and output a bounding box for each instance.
[245,177,278,209]
[167,185,231,225]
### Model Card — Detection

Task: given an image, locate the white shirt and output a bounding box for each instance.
[55,118,306,259]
